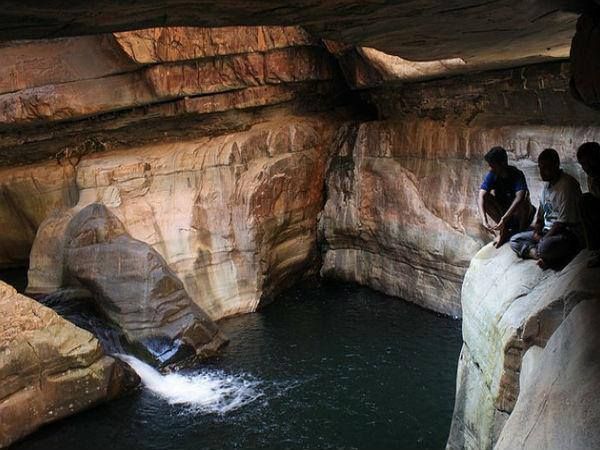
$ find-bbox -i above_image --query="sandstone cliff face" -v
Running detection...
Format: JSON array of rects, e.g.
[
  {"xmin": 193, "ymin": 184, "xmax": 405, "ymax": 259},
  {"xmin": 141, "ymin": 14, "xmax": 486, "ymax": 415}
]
[
  {"xmin": 0, "ymin": 281, "xmax": 139, "ymax": 447},
  {"xmin": 23, "ymin": 116, "xmax": 338, "ymax": 321},
  {"xmin": 446, "ymin": 246, "xmax": 600, "ymax": 450},
  {"xmin": 320, "ymin": 62, "xmax": 598, "ymax": 316}
]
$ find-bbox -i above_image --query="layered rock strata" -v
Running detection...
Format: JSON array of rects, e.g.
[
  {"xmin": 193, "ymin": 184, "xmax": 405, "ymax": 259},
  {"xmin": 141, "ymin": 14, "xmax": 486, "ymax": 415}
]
[
  {"xmin": 0, "ymin": 281, "xmax": 139, "ymax": 447},
  {"xmin": 447, "ymin": 246, "xmax": 600, "ymax": 449},
  {"xmin": 0, "ymin": 26, "xmax": 342, "ymax": 167},
  {"xmin": 23, "ymin": 116, "xmax": 338, "ymax": 321},
  {"xmin": 0, "ymin": 0, "xmax": 580, "ymax": 73},
  {"xmin": 320, "ymin": 62, "xmax": 598, "ymax": 316}
]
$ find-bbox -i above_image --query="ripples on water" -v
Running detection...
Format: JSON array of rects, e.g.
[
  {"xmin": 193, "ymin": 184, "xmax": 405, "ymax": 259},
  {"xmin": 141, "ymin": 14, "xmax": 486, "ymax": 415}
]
[
  {"xmin": 116, "ymin": 354, "xmax": 264, "ymax": 414},
  {"xmin": 1, "ymin": 272, "xmax": 462, "ymax": 450}
]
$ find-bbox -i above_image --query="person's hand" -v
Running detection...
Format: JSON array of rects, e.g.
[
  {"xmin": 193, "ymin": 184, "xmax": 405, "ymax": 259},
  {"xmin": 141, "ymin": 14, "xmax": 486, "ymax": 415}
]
[
  {"xmin": 493, "ymin": 216, "xmax": 507, "ymax": 231},
  {"xmin": 482, "ymin": 218, "xmax": 493, "ymax": 232}
]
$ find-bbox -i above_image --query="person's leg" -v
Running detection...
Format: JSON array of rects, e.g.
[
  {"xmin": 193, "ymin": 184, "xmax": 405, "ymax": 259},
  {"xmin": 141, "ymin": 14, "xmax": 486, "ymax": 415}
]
[
  {"xmin": 482, "ymin": 192, "xmax": 504, "ymax": 223},
  {"xmin": 516, "ymin": 200, "xmax": 536, "ymax": 232},
  {"xmin": 536, "ymin": 232, "xmax": 580, "ymax": 269},
  {"xmin": 483, "ymin": 192, "xmax": 508, "ymax": 246},
  {"xmin": 510, "ymin": 230, "xmax": 537, "ymax": 258}
]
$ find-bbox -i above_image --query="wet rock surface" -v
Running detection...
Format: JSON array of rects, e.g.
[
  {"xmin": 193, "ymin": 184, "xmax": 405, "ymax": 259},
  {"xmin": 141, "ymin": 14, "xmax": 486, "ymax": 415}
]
[{"xmin": 0, "ymin": 281, "xmax": 139, "ymax": 447}]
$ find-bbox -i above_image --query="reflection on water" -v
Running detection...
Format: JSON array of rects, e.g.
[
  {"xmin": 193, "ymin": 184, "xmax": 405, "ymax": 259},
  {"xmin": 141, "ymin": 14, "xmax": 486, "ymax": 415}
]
[{"xmin": 2, "ymin": 272, "xmax": 462, "ymax": 450}]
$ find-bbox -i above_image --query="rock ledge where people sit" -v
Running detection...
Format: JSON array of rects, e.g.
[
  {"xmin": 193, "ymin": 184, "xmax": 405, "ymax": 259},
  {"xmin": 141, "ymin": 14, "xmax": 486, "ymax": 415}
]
[{"xmin": 447, "ymin": 243, "xmax": 600, "ymax": 450}]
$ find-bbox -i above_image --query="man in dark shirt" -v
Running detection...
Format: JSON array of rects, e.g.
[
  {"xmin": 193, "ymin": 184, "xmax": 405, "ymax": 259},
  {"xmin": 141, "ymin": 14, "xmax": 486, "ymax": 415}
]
[
  {"xmin": 577, "ymin": 142, "xmax": 600, "ymax": 267},
  {"xmin": 478, "ymin": 146, "xmax": 535, "ymax": 247}
]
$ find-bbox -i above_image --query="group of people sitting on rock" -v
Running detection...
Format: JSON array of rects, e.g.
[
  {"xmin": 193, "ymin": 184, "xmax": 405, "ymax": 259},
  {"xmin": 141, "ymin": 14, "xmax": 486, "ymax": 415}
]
[{"xmin": 478, "ymin": 142, "xmax": 600, "ymax": 269}]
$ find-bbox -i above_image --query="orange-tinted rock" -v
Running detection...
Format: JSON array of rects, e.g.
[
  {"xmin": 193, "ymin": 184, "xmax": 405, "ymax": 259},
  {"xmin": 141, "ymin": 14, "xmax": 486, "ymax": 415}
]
[
  {"xmin": 25, "ymin": 117, "xmax": 338, "ymax": 320},
  {"xmin": 0, "ymin": 281, "xmax": 139, "ymax": 447},
  {"xmin": 0, "ymin": 46, "xmax": 334, "ymax": 126},
  {"xmin": 113, "ymin": 26, "xmax": 315, "ymax": 63},
  {"xmin": 0, "ymin": 0, "xmax": 579, "ymax": 72}
]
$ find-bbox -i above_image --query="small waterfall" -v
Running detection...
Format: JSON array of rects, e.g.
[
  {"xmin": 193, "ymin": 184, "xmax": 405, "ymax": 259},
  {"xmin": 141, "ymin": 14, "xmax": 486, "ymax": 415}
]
[{"xmin": 116, "ymin": 354, "xmax": 264, "ymax": 414}]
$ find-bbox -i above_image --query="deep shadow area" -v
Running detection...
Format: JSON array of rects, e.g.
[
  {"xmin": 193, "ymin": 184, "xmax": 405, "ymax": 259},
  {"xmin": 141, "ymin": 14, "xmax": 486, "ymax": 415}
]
[{"xmin": 3, "ymin": 274, "xmax": 462, "ymax": 450}]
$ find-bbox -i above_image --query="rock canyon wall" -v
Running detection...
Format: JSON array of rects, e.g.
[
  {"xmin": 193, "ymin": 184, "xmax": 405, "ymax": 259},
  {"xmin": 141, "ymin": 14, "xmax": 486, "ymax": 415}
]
[
  {"xmin": 0, "ymin": 26, "xmax": 345, "ymax": 323},
  {"xmin": 320, "ymin": 61, "xmax": 599, "ymax": 316},
  {"xmin": 0, "ymin": 14, "xmax": 599, "ymax": 448}
]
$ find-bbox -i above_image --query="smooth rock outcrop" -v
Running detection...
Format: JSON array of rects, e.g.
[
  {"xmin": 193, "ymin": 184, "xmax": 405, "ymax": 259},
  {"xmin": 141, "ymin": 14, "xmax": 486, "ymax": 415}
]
[
  {"xmin": 495, "ymin": 299, "xmax": 600, "ymax": 450},
  {"xmin": 447, "ymin": 246, "xmax": 600, "ymax": 449},
  {"xmin": 62, "ymin": 203, "xmax": 227, "ymax": 363},
  {"xmin": 26, "ymin": 117, "xmax": 338, "ymax": 320},
  {"xmin": 0, "ymin": 281, "xmax": 139, "ymax": 447}
]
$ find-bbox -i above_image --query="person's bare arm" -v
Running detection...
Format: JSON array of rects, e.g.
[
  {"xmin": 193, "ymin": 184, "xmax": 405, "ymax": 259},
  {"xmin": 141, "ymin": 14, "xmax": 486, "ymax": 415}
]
[
  {"xmin": 533, "ymin": 204, "xmax": 545, "ymax": 241},
  {"xmin": 478, "ymin": 189, "xmax": 492, "ymax": 230}
]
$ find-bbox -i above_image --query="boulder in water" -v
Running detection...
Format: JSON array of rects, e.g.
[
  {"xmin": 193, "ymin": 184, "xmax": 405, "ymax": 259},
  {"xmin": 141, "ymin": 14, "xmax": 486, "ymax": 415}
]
[{"xmin": 62, "ymin": 204, "xmax": 228, "ymax": 364}]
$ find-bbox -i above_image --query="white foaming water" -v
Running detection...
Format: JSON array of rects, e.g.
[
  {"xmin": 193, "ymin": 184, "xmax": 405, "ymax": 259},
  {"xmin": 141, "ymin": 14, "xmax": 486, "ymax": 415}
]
[{"xmin": 117, "ymin": 354, "xmax": 263, "ymax": 414}]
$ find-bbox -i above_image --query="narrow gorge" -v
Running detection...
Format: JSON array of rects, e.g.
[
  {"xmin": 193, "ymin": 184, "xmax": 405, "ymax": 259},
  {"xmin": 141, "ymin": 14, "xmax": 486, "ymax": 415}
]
[{"xmin": 0, "ymin": 1, "xmax": 599, "ymax": 449}]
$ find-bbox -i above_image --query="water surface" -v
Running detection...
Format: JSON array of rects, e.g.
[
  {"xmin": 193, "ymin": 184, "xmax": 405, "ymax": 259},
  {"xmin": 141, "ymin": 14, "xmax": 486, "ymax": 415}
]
[{"xmin": 3, "ymin": 274, "xmax": 461, "ymax": 450}]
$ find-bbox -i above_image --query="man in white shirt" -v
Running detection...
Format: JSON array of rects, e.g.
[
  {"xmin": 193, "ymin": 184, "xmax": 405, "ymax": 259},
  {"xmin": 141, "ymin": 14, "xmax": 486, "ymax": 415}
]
[{"xmin": 510, "ymin": 148, "xmax": 583, "ymax": 269}]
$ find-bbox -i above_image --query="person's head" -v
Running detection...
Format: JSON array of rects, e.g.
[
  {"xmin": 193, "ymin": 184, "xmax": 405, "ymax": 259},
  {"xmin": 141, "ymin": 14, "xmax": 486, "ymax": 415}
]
[
  {"xmin": 576, "ymin": 142, "xmax": 600, "ymax": 177},
  {"xmin": 538, "ymin": 148, "xmax": 561, "ymax": 182},
  {"xmin": 484, "ymin": 146, "xmax": 508, "ymax": 174}
]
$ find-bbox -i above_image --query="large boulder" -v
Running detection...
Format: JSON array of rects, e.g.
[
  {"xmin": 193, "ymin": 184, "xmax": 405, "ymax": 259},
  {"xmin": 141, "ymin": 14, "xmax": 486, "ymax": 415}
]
[
  {"xmin": 447, "ymin": 245, "xmax": 600, "ymax": 449},
  {"xmin": 62, "ymin": 203, "xmax": 227, "ymax": 364},
  {"xmin": 0, "ymin": 281, "xmax": 138, "ymax": 447}
]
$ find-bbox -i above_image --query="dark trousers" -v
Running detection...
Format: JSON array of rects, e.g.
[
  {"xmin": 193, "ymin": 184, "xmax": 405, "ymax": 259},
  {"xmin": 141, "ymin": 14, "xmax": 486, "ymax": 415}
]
[
  {"xmin": 510, "ymin": 229, "xmax": 581, "ymax": 269},
  {"xmin": 581, "ymin": 192, "xmax": 600, "ymax": 251}
]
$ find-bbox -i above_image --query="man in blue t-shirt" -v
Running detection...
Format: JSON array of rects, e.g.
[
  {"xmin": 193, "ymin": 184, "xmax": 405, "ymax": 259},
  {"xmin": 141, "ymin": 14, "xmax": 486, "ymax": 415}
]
[{"xmin": 477, "ymin": 146, "xmax": 535, "ymax": 247}]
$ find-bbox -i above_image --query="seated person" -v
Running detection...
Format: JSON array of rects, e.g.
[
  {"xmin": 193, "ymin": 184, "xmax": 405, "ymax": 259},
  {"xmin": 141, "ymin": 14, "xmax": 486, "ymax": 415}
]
[
  {"xmin": 576, "ymin": 142, "xmax": 600, "ymax": 267},
  {"xmin": 478, "ymin": 146, "xmax": 534, "ymax": 247},
  {"xmin": 510, "ymin": 148, "xmax": 583, "ymax": 269}
]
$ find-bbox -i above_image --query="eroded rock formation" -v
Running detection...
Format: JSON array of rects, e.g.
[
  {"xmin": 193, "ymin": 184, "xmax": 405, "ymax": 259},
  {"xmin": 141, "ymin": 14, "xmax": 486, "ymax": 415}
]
[
  {"xmin": 320, "ymin": 62, "xmax": 597, "ymax": 316},
  {"xmin": 447, "ymin": 246, "xmax": 600, "ymax": 450},
  {"xmin": 0, "ymin": 281, "xmax": 139, "ymax": 447},
  {"xmin": 62, "ymin": 203, "xmax": 226, "ymax": 363},
  {"xmin": 22, "ymin": 116, "xmax": 338, "ymax": 321}
]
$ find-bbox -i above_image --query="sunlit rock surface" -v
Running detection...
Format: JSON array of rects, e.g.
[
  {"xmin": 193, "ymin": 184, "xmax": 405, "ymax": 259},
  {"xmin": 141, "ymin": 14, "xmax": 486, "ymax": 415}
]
[
  {"xmin": 447, "ymin": 246, "xmax": 600, "ymax": 449},
  {"xmin": 320, "ymin": 62, "xmax": 596, "ymax": 316},
  {"xmin": 0, "ymin": 281, "xmax": 139, "ymax": 447},
  {"xmin": 24, "ymin": 117, "xmax": 338, "ymax": 320},
  {"xmin": 0, "ymin": 26, "xmax": 341, "ymax": 166}
]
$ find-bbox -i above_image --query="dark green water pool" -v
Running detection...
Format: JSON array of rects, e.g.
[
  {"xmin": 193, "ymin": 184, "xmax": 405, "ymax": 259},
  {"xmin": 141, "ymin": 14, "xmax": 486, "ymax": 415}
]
[{"xmin": 4, "ymin": 272, "xmax": 461, "ymax": 450}]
